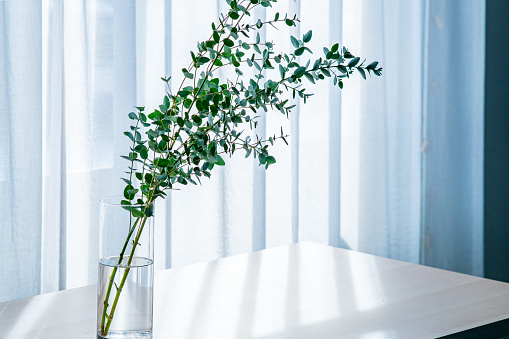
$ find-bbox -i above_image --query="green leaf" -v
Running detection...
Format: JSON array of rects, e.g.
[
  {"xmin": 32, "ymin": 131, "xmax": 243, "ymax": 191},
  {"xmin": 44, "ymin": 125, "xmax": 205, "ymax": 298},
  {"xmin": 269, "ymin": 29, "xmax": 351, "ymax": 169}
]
[
  {"xmin": 131, "ymin": 208, "xmax": 144, "ymax": 218},
  {"xmin": 124, "ymin": 131, "xmax": 134, "ymax": 141},
  {"xmin": 124, "ymin": 185, "xmax": 135, "ymax": 200},
  {"xmin": 348, "ymin": 57, "xmax": 360, "ymax": 67},
  {"xmin": 178, "ymin": 90, "xmax": 190, "ymax": 97},
  {"xmin": 304, "ymin": 72, "xmax": 315, "ymax": 83},
  {"xmin": 294, "ymin": 47, "xmax": 305, "ymax": 56},
  {"xmin": 192, "ymin": 115, "xmax": 203, "ymax": 124},
  {"xmin": 128, "ymin": 112, "xmax": 137, "ymax": 120},
  {"xmin": 230, "ymin": 11, "xmax": 240, "ymax": 20},
  {"xmin": 266, "ymin": 155, "xmax": 276, "ymax": 165},
  {"xmin": 293, "ymin": 66, "xmax": 306, "ymax": 78},
  {"xmin": 155, "ymin": 158, "xmax": 171, "ymax": 167},
  {"xmin": 256, "ymin": 32, "xmax": 260, "ymax": 44},
  {"xmin": 303, "ymin": 30, "xmax": 312, "ymax": 43},
  {"xmin": 290, "ymin": 36, "xmax": 299, "ymax": 48},
  {"xmin": 244, "ymin": 148, "xmax": 252, "ymax": 158},
  {"xmin": 313, "ymin": 59, "xmax": 321, "ymax": 70},
  {"xmin": 145, "ymin": 173, "xmax": 153, "ymax": 183},
  {"xmin": 216, "ymin": 155, "xmax": 225, "ymax": 166},
  {"xmin": 366, "ymin": 61, "xmax": 379, "ymax": 70},
  {"xmin": 199, "ymin": 56, "xmax": 210, "ymax": 64},
  {"xmin": 224, "ymin": 38, "xmax": 234, "ymax": 47},
  {"xmin": 337, "ymin": 65, "xmax": 347, "ymax": 73},
  {"xmin": 279, "ymin": 64, "xmax": 285, "ymax": 78},
  {"xmin": 183, "ymin": 70, "xmax": 194, "ymax": 79},
  {"xmin": 242, "ymin": 42, "xmax": 250, "ymax": 50},
  {"xmin": 259, "ymin": 154, "xmax": 266, "ymax": 164},
  {"xmin": 140, "ymin": 148, "xmax": 149, "ymax": 160},
  {"xmin": 357, "ymin": 67, "xmax": 366, "ymax": 79}
]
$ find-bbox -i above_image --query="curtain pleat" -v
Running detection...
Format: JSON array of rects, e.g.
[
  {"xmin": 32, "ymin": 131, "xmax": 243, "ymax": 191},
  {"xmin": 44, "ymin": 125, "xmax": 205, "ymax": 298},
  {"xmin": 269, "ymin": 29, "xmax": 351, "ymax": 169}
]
[
  {"xmin": 163, "ymin": 0, "xmax": 173, "ymax": 271},
  {"xmin": 328, "ymin": 0, "xmax": 343, "ymax": 248},
  {"xmin": 250, "ymin": 3, "xmax": 268, "ymax": 252},
  {"xmin": 0, "ymin": 0, "xmax": 43, "ymax": 301},
  {"xmin": 42, "ymin": 0, "xmax": 65, "ymax": 294},
  {"xmin": 289, "ymin": 0, "xmax": 300, "ymax": 245},
  {"xmin": 265, "ymin": 0, "xmax": 294, "ymax": 248},
  {"xmin": 421, "ymin": 0, "xmax": 485, "ymax": 276}
]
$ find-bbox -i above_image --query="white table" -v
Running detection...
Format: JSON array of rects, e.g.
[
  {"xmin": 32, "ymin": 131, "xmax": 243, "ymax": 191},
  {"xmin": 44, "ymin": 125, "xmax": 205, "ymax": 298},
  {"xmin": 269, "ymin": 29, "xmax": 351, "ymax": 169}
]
[{"xmin": 1, "ymin": 242, "xmax": 509, "ymax": 338}]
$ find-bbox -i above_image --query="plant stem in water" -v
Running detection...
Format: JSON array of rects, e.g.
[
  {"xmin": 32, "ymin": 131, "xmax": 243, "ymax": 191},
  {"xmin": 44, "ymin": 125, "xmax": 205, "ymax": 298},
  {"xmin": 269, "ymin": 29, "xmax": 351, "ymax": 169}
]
[{"xmin": 101, "ymin": 215, "xmax": 149, "ymax": 336}]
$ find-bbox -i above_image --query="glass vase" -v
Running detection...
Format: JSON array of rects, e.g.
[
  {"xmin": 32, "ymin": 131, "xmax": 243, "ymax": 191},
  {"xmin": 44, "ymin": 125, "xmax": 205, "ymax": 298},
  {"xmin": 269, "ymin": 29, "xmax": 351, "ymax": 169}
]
[{"xmin": 97, "ymin": 196, "xmax": 154, "ymax": 339}]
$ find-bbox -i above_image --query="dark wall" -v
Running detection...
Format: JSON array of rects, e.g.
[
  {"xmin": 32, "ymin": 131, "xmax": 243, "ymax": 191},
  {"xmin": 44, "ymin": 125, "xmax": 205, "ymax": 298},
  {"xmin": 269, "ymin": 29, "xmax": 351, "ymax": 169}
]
[{"xmin": 484, "ymin": 0, "xmax": 509, "ymax": 282}]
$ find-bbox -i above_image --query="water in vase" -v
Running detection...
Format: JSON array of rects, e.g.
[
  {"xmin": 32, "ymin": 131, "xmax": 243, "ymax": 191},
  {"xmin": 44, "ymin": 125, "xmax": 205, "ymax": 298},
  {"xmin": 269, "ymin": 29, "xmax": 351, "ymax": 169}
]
[{"xmin": 97, "ymin": 256, "xmax": 154, "ymax": 339}]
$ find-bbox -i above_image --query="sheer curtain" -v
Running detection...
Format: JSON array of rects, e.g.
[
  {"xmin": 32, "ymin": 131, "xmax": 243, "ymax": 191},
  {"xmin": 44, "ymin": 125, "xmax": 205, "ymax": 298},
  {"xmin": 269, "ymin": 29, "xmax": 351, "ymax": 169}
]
[
  {"xmin": 339, "ymin": 0, "xmax": 484, "ymax": 276},
  {"xmin": 0, "ymin": 0, "xmax": 485, "ymax": 303}
]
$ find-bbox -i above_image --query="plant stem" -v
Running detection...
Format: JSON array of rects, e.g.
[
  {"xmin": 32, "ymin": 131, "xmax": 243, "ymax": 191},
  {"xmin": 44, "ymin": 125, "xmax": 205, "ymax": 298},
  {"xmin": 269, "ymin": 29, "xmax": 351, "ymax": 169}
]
[
  {"xmin": 100, "ymin": 202, "xmax": 152, "ymax": 336},
  {"xmin": 99, "ymin": 216, "xmax": 141, "ymax": 333}
]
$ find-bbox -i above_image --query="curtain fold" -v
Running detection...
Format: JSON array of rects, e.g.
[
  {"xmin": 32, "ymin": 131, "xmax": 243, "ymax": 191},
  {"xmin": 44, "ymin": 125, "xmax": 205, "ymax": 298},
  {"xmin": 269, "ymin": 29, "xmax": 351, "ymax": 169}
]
[
  {"xmin": 340, "ymin": 0, "xmax": 424, "ymax": 263},
  {"xmin": 421, "ymin": 0, "xmax": 485, "ymax": 276},
  {"xmin": 0, "ymin": 0, "xmax": 43, "ymax": 301},
  {"xmin": 328, "ymin": 0, "xmax": 343, "ymax": 249},
  {"xmin": 41, "ymin": 0, "xmax": 65, "ymax": 294},
  {"xmin": 0, "ymin": 0, "xmax": 485, "ymax": 302}
]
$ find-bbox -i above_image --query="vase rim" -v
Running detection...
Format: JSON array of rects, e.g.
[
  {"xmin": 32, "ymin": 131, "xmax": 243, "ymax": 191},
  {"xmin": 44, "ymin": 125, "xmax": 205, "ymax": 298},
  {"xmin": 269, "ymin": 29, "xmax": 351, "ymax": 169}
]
[{"xmin": 100, "ymin": 195, "xmax": 152, "ymax": 207}]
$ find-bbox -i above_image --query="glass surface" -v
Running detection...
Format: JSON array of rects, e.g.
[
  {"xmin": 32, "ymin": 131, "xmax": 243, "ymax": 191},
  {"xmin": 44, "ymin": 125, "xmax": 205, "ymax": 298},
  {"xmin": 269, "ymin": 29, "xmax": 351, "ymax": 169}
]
[
  {"xmin": 97, "ymin": 197, "xmax": 154, "ymax": 339},
  {"xmin": 97, "ymin": 256, "xmax": 154, "ymax": 339}
]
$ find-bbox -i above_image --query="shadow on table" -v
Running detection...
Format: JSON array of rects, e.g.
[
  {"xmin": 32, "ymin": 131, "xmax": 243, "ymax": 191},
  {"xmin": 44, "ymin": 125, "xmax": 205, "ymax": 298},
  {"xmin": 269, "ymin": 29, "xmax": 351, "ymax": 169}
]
[{"xmin": 0, "ymin": 286, "xmax": 95, "ymax": 338}]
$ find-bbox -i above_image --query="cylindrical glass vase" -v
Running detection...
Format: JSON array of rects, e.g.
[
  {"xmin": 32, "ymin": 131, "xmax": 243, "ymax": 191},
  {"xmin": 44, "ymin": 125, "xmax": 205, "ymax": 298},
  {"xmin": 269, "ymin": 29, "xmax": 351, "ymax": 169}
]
[{"xmin": 97, "ymin": 196, "xmax": 154, "ymax": 339}]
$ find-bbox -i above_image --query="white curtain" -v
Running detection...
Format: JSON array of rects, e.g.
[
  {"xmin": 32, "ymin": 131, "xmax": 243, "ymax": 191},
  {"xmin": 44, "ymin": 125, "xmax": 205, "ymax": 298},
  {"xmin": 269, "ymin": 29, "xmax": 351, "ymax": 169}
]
[
  {"xmin": 339, "ymin": 0, "xmax": 484, "ymax": 276},
  {"xmin": 0, "ymin": 0, "xmax": 485, "ymax": 302}
]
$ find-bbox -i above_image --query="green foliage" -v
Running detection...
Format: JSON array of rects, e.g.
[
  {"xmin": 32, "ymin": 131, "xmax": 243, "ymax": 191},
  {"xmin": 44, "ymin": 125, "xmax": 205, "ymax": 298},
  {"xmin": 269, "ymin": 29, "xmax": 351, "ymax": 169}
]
[
  {"xmin": 120, "ymin": 0, "xmax": 382, "ymax": 211},
  {"xmin": 102, "ymin": 2, "xmax": 382, "ymax": 333}
]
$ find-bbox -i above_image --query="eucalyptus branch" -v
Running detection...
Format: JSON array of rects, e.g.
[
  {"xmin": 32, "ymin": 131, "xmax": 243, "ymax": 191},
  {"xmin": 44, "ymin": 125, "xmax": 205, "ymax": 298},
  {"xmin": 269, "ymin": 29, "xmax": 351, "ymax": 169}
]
[{"xmin": 100, "ymin": 0, "xmax": 382, "ymax": 336}]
